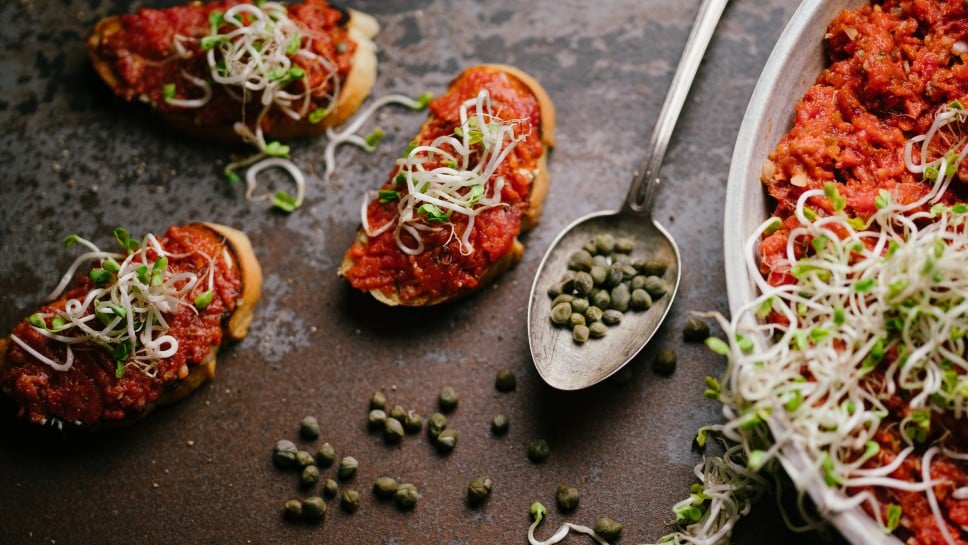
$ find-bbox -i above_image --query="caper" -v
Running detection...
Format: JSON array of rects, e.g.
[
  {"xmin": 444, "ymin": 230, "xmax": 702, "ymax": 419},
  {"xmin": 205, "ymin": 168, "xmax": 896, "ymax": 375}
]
[
  {"xmin": 316, "ymin": 442, "xmax": 336, "ymax": 467},
  {"xmin": 604, "ymin": 263, "xmax": 624, "ymax": 287},
  {"xmin": 299, "ymin": 416, "xmax": 320, "ymax": 440},
  {"xmin": 630, "ymin": 288, "xmax": 652, "ymax": 310},
  {"xmin": 637, "ymin": 258, "xmax": 668, "ymax": 276},
  {"xmin": 644, "ymin": 275, "xmax": 668, "ymax": 297},
  {"xmin": 620, "ymin": 264, "xmax": 638, "ymax": 281},
  {"xmin": 615, "ymin": 237, "xmax": 635, "ymax": 253},
  {"xmin": 369, "ymin": 390, "xmax": 387, "ymax": 410},
  {"xmin": 571, "ymin": 297, "xmax": 590, "ymax": 314},
  {"xmin": 592, "ymin": 289, "xmax": 611, "ymax": 309},
  {"xmin": 283, "ymin": 498, "xmax": 303, "ymax": 520},
  {"xmin": 573, "ymin": 271, "xmax": 594, "ymax": 295},
  {"xmin": 602, "ymin": 309, "xmax": 623, "ymax": 326},
  {"xmin": 296, "ymin": 450, "xmax": 315, "ymax": 468},
  {"xmin": 655, "ymin": 347, "xmax": 677, "ymax": 376},
  {"xmin": 436, "ymin": 429, "xmax": 458, "ymax": 453},
  {"xmin": 551, "ymin": 302, "xmax": 573, "ymax": 326},
  {"xmin": 337, "ymin": 456, "xmax": 358, "ymax": 481},
  {"xmin": 593, "ymin": 517, "xmax": 623, "ymax": 540},
  {"xmin": 340, "ymin": 488, "xmax": 361, "ymax": 513},
  {"xmin": 556, "ymin": 484, "xmax": 580, "ymax": 512},
  {"xmin": 573, "ymin": 324, "xmax": 590, "ymax": 343},
  {"xmin": 582, "ymin": 239, "xmax": 597, "ymax": 255},
  {"xmin": 323, "ymin": 478, "xmax": 339, "ymax": 498},
  {"xmin": 467, "ymin": 476, "xmax": 494, "ymax": 504},
  {"xmin": 610, "ymin": 283, "xmax": 631, "ymax": 312},
  {"xmin": 568, "ymin": 250, "xmax": 594, "ymax": 271},
  {"xmin": 272, "ymin": 439, "xmax": 299, "ymax": 469},
  {"xmin": 373, "ymin": 476, "xmax": 399, "ymax": 499},
  {"xmin": 491, "ymin": 413, "xmax": 509, "ymax": 435},
  {"xmin": 570, "ymin": 312, "xmax": 586, "ymax": 328},
  {"xmin": 594, "ymin": 233, "xmax": 616, "ymax": 254},
  {"xmin": 368, "ymin": 409, "xmax": 387, "ymax": 429},
  {"xmin": 559, "ymin": 271, "xmax": 576, "ymax": 292},
  {"xmin": 384, "ymin": 417, "xmax": 405, "ymax": 443},
  {"xmin": 301, "ymin": 496, "xmax": 326, "ymax": 522},
  {"xmin": 395, "ymin": 483, "xmax": 419, "ymax": 510},
  {"xmin": 528, "ymin": 439, "xmax": 550, "ymax": 463},
  {"xmin": 589, "ymin": 265, "xmax": 607, "ymax": 286},
  {"xmin": 589, "ymin": 322, "xmax": 608, "ymax": 339},
  {"xmin": 683, "ymin": 317, "xmax": 711, "ymax": 342},
  {"xmin": 495, "ymin": 368, "xmax": 517, "ymax": 392},
  {"xmin": 389, "ymin": 404, "xmax": 407, "ymax": 422},
  {"xmin": 300, "ymin": 465, "xmax": 320, "ymax": 488},
  {"xmin": 403, "ymin": 410, "xmax": 424, "ymax": 433},
  {"xmin": 630, "ymin": 274, "xmax": 647, "ymax": 290},
  {"xmin": 438, "ymin": 386, "xmax": 459, "ymax": 412},
  {"xmin": 551, "ymin": 293, "xmax": 575, "ymax": 307},
  {"xmin": 547, "ymin": 282, "xmax": 563, "ymax": 298},
  {"xmin": 592, "ymin": 254, "xmax": 609, "ymax": 268},
  {"xmin": 585, "ymin": 306, "xmax": 604, "ymax": 323},
  {"xmin": 428, "ymin": 412, "xmax": 447, "ymax": 438}
]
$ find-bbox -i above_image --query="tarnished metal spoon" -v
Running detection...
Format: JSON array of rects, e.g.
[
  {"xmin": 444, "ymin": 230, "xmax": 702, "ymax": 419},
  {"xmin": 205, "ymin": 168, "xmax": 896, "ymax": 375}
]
[{"xmin": 528, "ymin": 0, "xmax": 727, "ymax": 390}]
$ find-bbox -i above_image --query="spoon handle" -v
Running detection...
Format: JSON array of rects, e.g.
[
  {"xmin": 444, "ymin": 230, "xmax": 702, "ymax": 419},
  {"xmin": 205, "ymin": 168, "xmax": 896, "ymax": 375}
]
[{"xmin": 623, "ymin": 0, "xmax": 728, "ymax": 216}]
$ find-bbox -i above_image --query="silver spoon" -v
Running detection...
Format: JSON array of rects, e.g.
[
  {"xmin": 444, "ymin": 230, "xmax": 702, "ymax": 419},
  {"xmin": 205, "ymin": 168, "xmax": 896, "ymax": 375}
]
[{"xmin": 527, "ymin": 0, "xmax": 728, "ymax": 390}]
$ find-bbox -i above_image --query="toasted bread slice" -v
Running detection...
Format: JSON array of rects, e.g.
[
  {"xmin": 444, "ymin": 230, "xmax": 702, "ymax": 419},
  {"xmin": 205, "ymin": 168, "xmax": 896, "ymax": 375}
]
[
  {"xmin": 86, "ymin": 1, "xmax": 378, "ymax": 142},
  {"xmin": 339, "ymin": 64, "xmax": 555, "ymax": 306},
  {"xmin": 0, "ymin": 223, "xmax": 262, "ymax": 430}
]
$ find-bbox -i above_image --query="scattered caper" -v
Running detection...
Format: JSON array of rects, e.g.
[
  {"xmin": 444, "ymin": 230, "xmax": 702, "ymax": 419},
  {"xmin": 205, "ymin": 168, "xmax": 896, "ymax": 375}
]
[
  {"xmin": 389, "ymin": 404, "xmax": 407, "ymax": 422},
  {"xmin": 300, "ymin": 465, "xmax": 320, "ymax": 488},
  {"xmin": 589, "ymin": 265, "xmax": 607, "ymax": 285},
  {"xmin": 655, "ymin": 347, "xmax": 677, "ymax": 376},
  {"xmin": 337, "ymin": 456, "xmax": 358, "ymax": 481},
  {"xmin": 283, "ymin": 498, "xmax": 303, "ymax": 520},
  {"xmin": 438, "ymin": 386, "xmax": 459, "ymax": 412},
  {"xmin": 299, "ymin": 416, "xmax": 320, "ymax": 440},
  {"xmin": 615, "ymin": 237, "xmax": 635, "ymax": 253},
  {"xmin": 547, "ymin": 282, "xmax": 563, "ymax": 298},
  {"xmin": 630, "ymin": 274, "xmax": 648, "ymax": 290},
  {"xmin": 301, "ymin": 496, "xmax": 327, "ymax": 522},
  {"xmin": 592, "ymin": 290, "xmax": 611, "ymax": 309},
  {"xmin": 368, "ymin": 409, "xmax": 387, "ymax": 429},
  {"xmin": 340, "ymin": 488, "xmax": 361, "ymax": 513},
  {"xmin": 527, "ymin": 439, "xmax": 550, "ymax": 463},
  {"xmin": 571, "ymin": 297, "xmax": 590, "ymax": 315},
  {"xmin": 395, "ymin": 483, "xmax": 419, "ymax": 510},
  {"xmin": 316, "ymin": 442, "xmax": 336, "ymax": 467},
  {"xmin": 495, "ymin": 368, "xmax": 517, "ymax": 392},
  {"xmin": 556, "ymin": 484, "xmax": 580, "ymax": 512},
  {"xmin": 638, "ymin": 258, "xmax": 668, "ymax": 276},
  {"xmin": 620, "ymin": 264, "xmax": 638, "ymax": 281},
  {"xmin": 551, "ymin": 302, "xmax": 573, "ymax": 326},
  {"xmin": 592, "ymin": 254, "xmax": 609, "ymax": 268},
  {"xmin": 602, "ymin": 309, "xmax": 623, "ymax": 326},
  {"xmin": 582, "ymin": 239, "xmax": 598, "ymax": 255},
  {"xmin": 491, "ymin": 413, "xmax": 509, "ymax": 435},
  {"xmin": 569, "ymin": 312, "xmax": 586, "ymax": 327},
  {"xmin": 585, "ymin": 306, "xmax": 604, "ymax": 323},
  {"xmin": 373, "ymin": 476, "xmax": 399, "ymax": 499},
  {"xmin": 573, "ymin": 271, "xmax": 594, "ymax": 295},
  {"xmin": 589, "ymin": 322, "xmax": 608, "ymax": 339},
  {"xmin": 610, "ymin": 283, "xmax": 631, "ymax": 312},
  {"xmin": 369, "ymin": 390, "xmax": 387, "ymax": 410},
  {"xmin": 683, "ymin": 317, "xmax": 711, "ymax": 342},
  {"xmin": 384, "ymin": 417, "xmax": 405, "ymax": 443},
  {"xmin": 551, "ymin": 293, "xmax": 575, "ymax": 307},
  {"xmin": 573, "ymin": 324, "xmax": 590, "ymax": 343},
  {"xmin": 559, "ymin": 271, "xmax": 576, "ymax": 291},
  {"xmin": 403, "ymin": 410, "xmax": 424, "ymax": 434},
  {"xmin": 593, "ymin": 517, "xmax": 624, "ymax": 540},
  {"xmin": 604, "ymin": 263, "xmax": 624, "ymax": 288},
  {"xmin": 568, "ymin": 250, "xmax": 594, "ymax": 271},
  {"xmin": 436, "ymin": 429, "xmax": 458, "ymax": 453},
  {"xmin": 594, "ymin": 233, "xmax": 616, "ymax": 254},
  {"xmin": 296, "ymin": 450, "xmax": 315, "ymax": 468},
  {"xmin": 323, "ymin": 478, "xmax": 339, "ymax": 498},
  {"xmin": 644, "ymin": 275, "xmax": 668, "ymax": 297},
  {"xmin": 428, "ymin": 412, "xmax": 447, "ymax": 438},
  {"xmin": 467, "ymin": 476, "xmax": 494, "ymax": 504},
  {"xmin": 630, "ymin": 288, "xmax": 652, "ymax": 310},
  {"xmin": 272, "ymin": 439, "xmax": 299, "ymax": 469}
]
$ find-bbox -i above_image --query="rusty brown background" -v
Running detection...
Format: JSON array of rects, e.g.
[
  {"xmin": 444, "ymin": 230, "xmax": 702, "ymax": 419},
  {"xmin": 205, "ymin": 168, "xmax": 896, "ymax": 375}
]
[{"xmin": 0, "ymin": 0, "xmax": 851, "ymax": 544}]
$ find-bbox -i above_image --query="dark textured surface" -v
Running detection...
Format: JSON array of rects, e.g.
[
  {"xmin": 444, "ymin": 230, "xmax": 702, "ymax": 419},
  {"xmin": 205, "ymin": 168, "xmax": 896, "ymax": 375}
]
[{"xmin": 0, "ymin": 1, "xmax": 849, "ymax": 544}]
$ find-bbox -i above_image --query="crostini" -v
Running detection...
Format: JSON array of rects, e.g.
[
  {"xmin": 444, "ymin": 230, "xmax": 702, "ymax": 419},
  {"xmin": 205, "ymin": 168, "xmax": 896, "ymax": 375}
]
[
  {"xmin": 339, "ymin": 64, "xmax": 556, "ymax": 306},
  {"xmin": 86, "ymin": 0, "xmax": 379, "ymax": 142},
  {"xmin": 0, "ymin": 223, "xmax": 262, "ymax": 429}
]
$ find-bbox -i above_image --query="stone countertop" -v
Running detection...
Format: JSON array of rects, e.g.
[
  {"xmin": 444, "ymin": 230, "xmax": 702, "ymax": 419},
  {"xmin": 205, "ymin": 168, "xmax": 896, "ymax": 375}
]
[{"xmin": 0, "ymin": 1, "xmax": 849, "ymax": 544}]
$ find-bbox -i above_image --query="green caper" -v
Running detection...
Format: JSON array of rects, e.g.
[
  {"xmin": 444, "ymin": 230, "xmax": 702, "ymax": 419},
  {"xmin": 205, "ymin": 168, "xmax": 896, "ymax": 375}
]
[
  {"xmin": 655, "ymin": 347, "xmax": 677, "ymax": 376},
  {"xmin": 389, "ymin": 404, "xmax": 407, "ymax": 421},
  {"xmin": 571, "ymin": 297, "xmax": 590, "ymax": 314},
  {"xmin": 683, "ymin": 317, "xmax": 711, "ymax": 342},
  {"xmin": 495, "ymin": 368, "xmax": 517, "ymax": 392},
  {"xmin": 299, "ymin": 416, "xmax": 320, "ymax": 440},
  {"xmin": 644, "ymin": 275, "xmax": 668, "ymax": 297},
  {"xmin": 300, "ymin": 465, "xmax": 320, "ymax": 488},
  {"xmin": 602, "ymin": 309, "xmax": 623, "ymax": 326},
  {"xmin": 551, "ymin": 302, "xmax": 573, "ymax": 326},
  {"xmin": 592, "ymin": 289, "xmax": 611, "ymax": 309},
  {"xmin": 604, "ymin": 264, "xmax": 624, "ymax": 287},
  {"xmin": 403, "ymin": 410, "xmax": 424, "ymax": 433},
  {"xmin": 384, "ymin": 417, "xmax": 405, "ymax": 443},
  {"xmin": 337, "ymin": 456, "xmax": 358, "ymax": 481},
  {"xmin": 323, "ymin": 478, "xmax": 339, "ymax": 498},
  {"xmin": 301, "ymin": 496, "xmax": 327, "ymax": 522},
  {"xmin": 491, "ymin": 413, "xmax": 509, "ymax": 435},
  {"xmin": 589, "ymin": 265, "xmax": 608, "ymax": 286},
  {"xmin": 551, "ymin": 293, "xmax": 575, "ymax": 308},
  {"xmin": 610, "ymin": 283, "xmax": 631, "ymax": 312},
  {"xmin": 283, "ymin": 498, "xmax": 303, "ymax": 520},
  {"xmin": 592, "ymin": 254, "xmax": 609, "ymax": 268},
  {"xmin": 630, "ymin": 288, "xmax": 652, "ymax": 310},
  {"xmin": 316, "ymin": 442, "xmax": 336, "ymax": 467},
  {"xmin": 585, "ymin": 306, "xmax": 604, "ymax": 323},
  {"xmin": 570, "ymin": 312, "xmax": 586, "ymax": 327},
  {"xmin": 368, "ymin": 409, "xmax": 387, "ymax": 429},
  {"xmin": 556, "ymin": 484, "xmax": 580, "ymax": 512},
  {"xmin": 547, "ymin": 282, "xmax": 563, "ymax": 298},
  {"xmin": 589, "ymin": 321, "xmax": 608, "ymax": 339},
  {"xmin": 340, "ymin": 488, "xmax": 361, "ymax": 513},
  {"xmin": 395, "ymin": 483, "xmax": 419, "ymax": 510},
  {"xmin": 296, "ymin": 450, "xmax": 315, "ymax": 468},
  {"xmin": 630, "ymin": 274, "xmax": 647, "ymax": 290},
  {"xmin": 272, "ymin": 439, "xmax": 299, "ymax": 469},
  {"xmin": 467, "ymin": 476, "xmax": 494, "ymax": 504},
  {"xmin": 582, "ymin": 239, "xmax": 597, "ymax": 255},
  {"xmin": 637, "ymin": 258, "xmax": 668, "ymax": 276},
  {"xmin": 620, "ymin": 264, "xmax": 638, "ymax": 281},
  {"xmin": 428, "ymin": 412, "xmax": 447, "ymax": 438},
  {"xmin": 594, "ymin": 233, "xmax": 616, "ymax": 254},
  {"xmin": 373, "ymin": 476, "xmax": 399, "ymax": 499},
  {"xmin": 573, "ymin": 324, "xmax": 590, "ymax": 343},
  {"xmin": 568, "ymin": 250, "xmax": 594, "ymax": 271},
  {"xmin": 369, "ymin": 390, "xmax": 387, "ymax": 410},
  {"xmin": 573, "ymin": 271, "xmax": 594, "ymax": 295},
  {"xmin": 559, "ymin": 270, "xmax": 576, "ymax": 291},
  {"xmin": 438, "ymin": 386, "xmax": 459, "ymax": 412},
  {"xmin": 615, "ymin": 237, "xmax": 635, "ymax": 253},
  {"xmin": 527, "ymin": 439, "xmax": 550, "ymax": 463},
  {"xmin": 593, "ymin": 517, "xmax": 623, "ymax": 540},
  {"xmin": 436, "ymin": 429, "xmax": 458, "ymax": 453}
]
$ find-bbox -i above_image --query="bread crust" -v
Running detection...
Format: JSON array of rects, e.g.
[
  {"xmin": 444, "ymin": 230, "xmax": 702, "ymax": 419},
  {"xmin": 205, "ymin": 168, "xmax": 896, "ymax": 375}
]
[
  {"xmin": 340, "ymin": 64, "xmax": 555, "ymax": 307},
  {"xmin": 86, "ymin": 4, "xmax": 379, "ymax": 142},
  {"xmin": 0, "ymin": 223, "xmax": 262, "ymax": 430}
]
